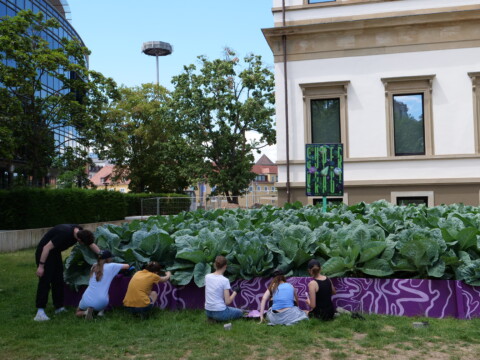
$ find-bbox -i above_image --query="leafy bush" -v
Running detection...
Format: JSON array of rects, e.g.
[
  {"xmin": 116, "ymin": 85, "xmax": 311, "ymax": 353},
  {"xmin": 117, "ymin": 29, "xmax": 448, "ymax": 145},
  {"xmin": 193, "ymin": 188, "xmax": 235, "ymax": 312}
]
[
  {"xmin": 64, "ymin": 201, "xmax": 480, "ymax": 289},
  {"xmin": 0, "ymin": 188, "xmax": 190, "ymax": 230}
]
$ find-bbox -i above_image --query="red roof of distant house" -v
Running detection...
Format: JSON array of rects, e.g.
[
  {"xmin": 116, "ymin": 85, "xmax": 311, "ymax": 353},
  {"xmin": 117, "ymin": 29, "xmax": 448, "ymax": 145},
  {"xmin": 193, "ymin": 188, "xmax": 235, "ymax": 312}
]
[
  {"xmin": 210, "ymin": 155, "xmax": 277, "ymax": 175},
  {"xmin": 90, "ymin": 165, "xmax": 130, "ymax": 186},
  {"xmin": 256, "ymin": 154, "xmax": 275, "ymax": 166},
  {"xmin": 252, "ymin": 164, "xmax": 277, "ymax": 175},
  {"xmin": 252, "ymin": 155, "xmax": 277, "ymax": 175}
]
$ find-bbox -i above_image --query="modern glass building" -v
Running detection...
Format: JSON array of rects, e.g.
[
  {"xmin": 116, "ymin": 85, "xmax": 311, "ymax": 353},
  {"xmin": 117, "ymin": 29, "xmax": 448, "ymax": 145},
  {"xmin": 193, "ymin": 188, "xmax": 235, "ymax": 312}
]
[{"xmin": 0, "ymin": 0, "xmax": 87, "ymax": 188}]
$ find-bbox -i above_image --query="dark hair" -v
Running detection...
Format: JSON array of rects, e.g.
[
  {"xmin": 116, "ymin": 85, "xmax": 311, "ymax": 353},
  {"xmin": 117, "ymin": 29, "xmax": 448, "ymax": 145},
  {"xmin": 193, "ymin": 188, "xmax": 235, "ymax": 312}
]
[
  {"xmin": 214, "ymin": 255, "xmax": 227, "ymax": 270},
  {"xmin": 77, "ymin": 229, "xmax": 94, "ymax": 246},
  {"xmin": 99, "ymin": 250, "xmax": 113, "ymax": 260},
  {"xmin": 145, "ymin": 261, "xmax": 162, "ymax": 274},
  {"xmin": 308, "ymin": 259, "xmax": 321, "ymax": 278}
]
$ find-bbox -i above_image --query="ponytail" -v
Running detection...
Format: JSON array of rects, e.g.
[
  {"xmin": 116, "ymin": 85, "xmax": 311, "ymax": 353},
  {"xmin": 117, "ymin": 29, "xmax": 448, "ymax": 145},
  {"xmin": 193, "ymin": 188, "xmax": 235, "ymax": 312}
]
[
  {"xmin": 90, "ymin": 258, "xmax": 107, "ymax": 282},
  {"xmin": 310, "ymin": 265, "xmax": 321, "ymax": 278}
]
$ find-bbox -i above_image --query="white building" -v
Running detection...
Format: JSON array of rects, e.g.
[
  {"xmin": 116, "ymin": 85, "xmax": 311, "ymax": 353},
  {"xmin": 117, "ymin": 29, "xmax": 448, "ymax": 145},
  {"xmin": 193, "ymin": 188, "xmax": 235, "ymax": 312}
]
[{"xmin": 263, "ymin": 0, "xmax": 480, "ymax": 206}]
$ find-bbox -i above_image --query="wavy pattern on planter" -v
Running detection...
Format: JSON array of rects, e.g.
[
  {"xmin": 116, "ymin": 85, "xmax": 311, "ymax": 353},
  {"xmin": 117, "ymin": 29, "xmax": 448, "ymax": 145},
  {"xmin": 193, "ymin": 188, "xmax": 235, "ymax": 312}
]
[{"xmin": 64, "ymin": 276, "xmax": 480, "ymax": 319}]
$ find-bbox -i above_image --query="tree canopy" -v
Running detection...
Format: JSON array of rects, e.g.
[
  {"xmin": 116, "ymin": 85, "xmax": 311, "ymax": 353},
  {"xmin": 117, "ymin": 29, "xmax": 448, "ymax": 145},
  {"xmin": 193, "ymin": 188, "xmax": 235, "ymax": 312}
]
[
  {"xmin": 0, "ymin": 10, "xmax": 118, "ymax": 186},
  {"xmin": 171, "ymin": 50, "xmax": 276, "ymax": 203},
  {"xmin": 100, "ymin": 83, "xmax": 202, "ymax": 193}
]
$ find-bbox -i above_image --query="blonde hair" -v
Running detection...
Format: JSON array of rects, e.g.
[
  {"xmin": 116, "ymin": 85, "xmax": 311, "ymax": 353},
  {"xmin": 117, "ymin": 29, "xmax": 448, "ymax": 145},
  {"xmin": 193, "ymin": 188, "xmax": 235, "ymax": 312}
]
[{"xmin": 268, "ymin": 274, "xmax": 286, "ymax": 295}]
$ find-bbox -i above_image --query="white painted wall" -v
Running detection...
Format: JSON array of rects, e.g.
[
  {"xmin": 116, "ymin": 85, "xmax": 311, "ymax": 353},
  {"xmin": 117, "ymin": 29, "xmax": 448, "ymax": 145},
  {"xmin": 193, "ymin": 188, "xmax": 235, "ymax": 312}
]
[
  {"xmin": 273, "ymin": 0, "xmax": 480, "ymax": 25},
  {"xmin": 276, "ymin": 47, "xmax": 480, "ymax": 182},
  {"xmin": 279, "ymin": 158, "xmax": 480, "ymax": 183},
  {"xmin": 345, "ymin": 158, "xmax": 480, "ymax": 182},
  {"xmin": 273, "ymin": 0, "xmax": 302, "ymax": 8}
]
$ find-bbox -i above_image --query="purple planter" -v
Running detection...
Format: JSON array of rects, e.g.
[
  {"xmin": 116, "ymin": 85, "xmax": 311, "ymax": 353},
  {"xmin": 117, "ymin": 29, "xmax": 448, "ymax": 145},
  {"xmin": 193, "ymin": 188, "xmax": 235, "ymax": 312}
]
[{"xmin": 64, "ymin": 276, "xmax": 480, "ymax": 319}]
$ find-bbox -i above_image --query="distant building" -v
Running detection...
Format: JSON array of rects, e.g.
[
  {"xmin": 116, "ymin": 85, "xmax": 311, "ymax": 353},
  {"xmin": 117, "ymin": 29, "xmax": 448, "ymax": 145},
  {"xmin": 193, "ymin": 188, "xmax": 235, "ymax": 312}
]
[
  {"xmin": 88, "ymin": 158, "xmax": 111, "ymax": 180},
  {"xmin": 264, "ymin": 0, "xmax": 480, "ymax": 206},
  {"xmin": 90, "ymin": 165, "xmax": 130, "ymax": 193},
  {"xmin": 0, "ymin": 0, "xmax": 87, "ymax": 188},
  {"xmin": 192, "ymin": 155, "xmax": 278, "ymax": 209},
  {"xmin": 247, "ymin": 155, "xmax": 278, "ymax": 206}
]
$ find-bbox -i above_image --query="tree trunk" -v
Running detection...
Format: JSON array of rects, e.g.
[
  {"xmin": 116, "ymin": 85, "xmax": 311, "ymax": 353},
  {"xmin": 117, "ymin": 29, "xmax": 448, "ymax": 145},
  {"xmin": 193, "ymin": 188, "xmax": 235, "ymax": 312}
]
[{"xmin": 226, "ymin": 191, "xmax": 239, "ymax": 204}]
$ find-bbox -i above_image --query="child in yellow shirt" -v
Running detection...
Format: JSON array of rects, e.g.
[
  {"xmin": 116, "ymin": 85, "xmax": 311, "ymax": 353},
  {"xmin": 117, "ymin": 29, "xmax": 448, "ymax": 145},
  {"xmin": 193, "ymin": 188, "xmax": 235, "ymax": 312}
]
[{"xmin": 123, "ymin": 261, "xmax": 171, "ymax": 315}]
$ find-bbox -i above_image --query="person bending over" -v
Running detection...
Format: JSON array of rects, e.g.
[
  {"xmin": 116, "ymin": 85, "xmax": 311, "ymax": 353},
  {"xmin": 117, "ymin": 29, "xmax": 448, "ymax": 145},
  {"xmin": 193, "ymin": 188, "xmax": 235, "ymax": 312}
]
[
  {"xmin": 259, "ymin": 269, "xmax": 308, "ymax": 326},
  {"xmin": 123, "ymin": 261, "xmax": 171, "ymax": 316},
  {"xmin": 305, "ymin": 259, "xmax": 336, "ymax": 321},
  {"xmin": 204, "ymin": 255, "xmax": 243, "ymax": 322},
  {"xmin": 76, "ymin": 250, "xmax": 129, "ymax": 320},
  {"xmin": 34, "ymin": 224, "xmax": 100, "ymax": 321}
]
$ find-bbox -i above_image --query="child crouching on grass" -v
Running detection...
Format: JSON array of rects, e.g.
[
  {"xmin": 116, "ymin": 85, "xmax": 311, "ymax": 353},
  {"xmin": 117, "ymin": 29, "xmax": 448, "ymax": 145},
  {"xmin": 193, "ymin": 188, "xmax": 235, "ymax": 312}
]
[
  {"xmin": 76, "ymin": 250, "xmax": 129, "ymax": 320},
  {"xmin": 123, "ymin": 261, "xmax": 171, "ymax": 316}
]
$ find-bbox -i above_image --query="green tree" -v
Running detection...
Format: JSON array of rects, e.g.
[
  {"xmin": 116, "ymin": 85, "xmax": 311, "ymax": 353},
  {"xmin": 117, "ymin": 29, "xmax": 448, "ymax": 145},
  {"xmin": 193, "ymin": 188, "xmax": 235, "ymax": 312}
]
[
  {"xmin": 171, "ymin": 50, "xmax": 276, "ymax": 203},
  {"xmin": 393, "ymin": 97, "xmax": 425, "ymax": 155},
  {"xmin": 101, "ymin": 83, "xmax": 201, "ymax": 193},
  {"xmin": 0, "ymin": 10, "xmax": 118, "ymax": 186},
  {"xmin": 53, "ymin": 147, "xmax": 94, "ymax": 189}
]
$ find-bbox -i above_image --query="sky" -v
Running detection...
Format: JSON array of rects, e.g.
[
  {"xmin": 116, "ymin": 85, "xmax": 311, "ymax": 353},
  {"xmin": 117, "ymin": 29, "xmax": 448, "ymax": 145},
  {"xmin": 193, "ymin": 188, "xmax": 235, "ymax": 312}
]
[
  {"xmin": 67, "ymin": 0, "xmax": 277, "ymax": 162},
  {"xmin": 394, "ymin": 95, "xmax": 423, "ymax": 121}
]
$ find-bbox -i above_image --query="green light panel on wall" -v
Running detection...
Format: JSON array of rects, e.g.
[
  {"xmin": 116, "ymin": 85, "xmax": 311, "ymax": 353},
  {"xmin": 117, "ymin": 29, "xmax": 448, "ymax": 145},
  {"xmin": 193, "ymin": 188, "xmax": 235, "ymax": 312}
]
[{"xmin": 305, "ymin": 144, "xmax": 344, "ymax": 197}]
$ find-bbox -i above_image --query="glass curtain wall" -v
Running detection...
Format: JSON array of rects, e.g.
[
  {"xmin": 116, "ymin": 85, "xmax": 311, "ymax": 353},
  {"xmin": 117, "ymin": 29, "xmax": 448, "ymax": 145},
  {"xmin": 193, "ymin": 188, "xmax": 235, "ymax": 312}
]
[{"xmin": 0, "ymin": 0, "xmax": 87, "ymax": 187}]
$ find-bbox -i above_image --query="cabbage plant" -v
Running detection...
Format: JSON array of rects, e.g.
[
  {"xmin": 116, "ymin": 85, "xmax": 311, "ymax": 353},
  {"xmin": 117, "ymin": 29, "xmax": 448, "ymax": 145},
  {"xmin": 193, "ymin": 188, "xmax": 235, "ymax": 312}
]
[{"xmin": 64, "ymin": 201, "xmax": 480, "ymax": 289}]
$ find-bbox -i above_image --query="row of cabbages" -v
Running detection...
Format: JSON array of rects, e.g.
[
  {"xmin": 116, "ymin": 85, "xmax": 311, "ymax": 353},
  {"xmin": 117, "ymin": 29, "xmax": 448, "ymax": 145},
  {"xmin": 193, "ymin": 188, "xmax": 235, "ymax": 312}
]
[{"xmin": 64, "ymin": 200, "xmax": 480, "ymax": 289}]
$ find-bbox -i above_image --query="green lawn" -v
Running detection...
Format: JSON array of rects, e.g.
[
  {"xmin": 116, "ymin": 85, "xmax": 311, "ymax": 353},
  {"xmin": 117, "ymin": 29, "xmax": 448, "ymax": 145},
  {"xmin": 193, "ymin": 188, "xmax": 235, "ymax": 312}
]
[{"xmin": 1, "ymin": 249, "xmax": 479, "ymax": 360}]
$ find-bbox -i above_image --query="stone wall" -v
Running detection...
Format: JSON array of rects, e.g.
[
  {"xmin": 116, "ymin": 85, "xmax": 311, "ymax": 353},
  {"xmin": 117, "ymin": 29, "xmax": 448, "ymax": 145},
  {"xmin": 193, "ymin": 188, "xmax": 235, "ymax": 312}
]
[{"xmin": 0, "ymin": 220, "xmax": 129, "ymax": 253}]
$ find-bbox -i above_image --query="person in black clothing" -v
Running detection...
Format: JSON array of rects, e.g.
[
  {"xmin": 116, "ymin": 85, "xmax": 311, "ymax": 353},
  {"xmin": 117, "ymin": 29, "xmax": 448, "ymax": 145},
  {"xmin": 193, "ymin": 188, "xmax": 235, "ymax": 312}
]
[
  {"xmin": 34, "ymin": 224, "xmax": 100, "ymax": 321},
  {"xmin": 305, "ymin": 259, "xmax": 336, "ymax": 320}
]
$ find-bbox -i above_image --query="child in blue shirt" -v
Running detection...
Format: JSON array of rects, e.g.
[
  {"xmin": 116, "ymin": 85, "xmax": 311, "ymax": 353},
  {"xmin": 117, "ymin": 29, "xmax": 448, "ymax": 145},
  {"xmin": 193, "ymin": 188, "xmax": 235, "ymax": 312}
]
[{"xmin": 76, "ymin": 250, "xmax": 129, "ymax": 319}]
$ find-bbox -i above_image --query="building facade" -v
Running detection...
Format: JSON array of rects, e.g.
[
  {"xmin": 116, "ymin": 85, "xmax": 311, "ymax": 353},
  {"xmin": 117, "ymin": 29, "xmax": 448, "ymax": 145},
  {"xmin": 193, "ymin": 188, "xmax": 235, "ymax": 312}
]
[
  {"xmin": 189, "ymin": 155, "xmax": 278, "ymax": 209},
  {"xmin": 247, "ymin": 154, "xmax": 278, "ymax": 207},
  {"xmin": 264, "ymin": 0, "xmax": 480, "ymax": 206},
  {"xmin": 90, "ymin": 165, "xmax": 130, "ymax": 193},
  {"xmin": 0, "ymin": 0, "xmax": 86, "ymax": 188}
]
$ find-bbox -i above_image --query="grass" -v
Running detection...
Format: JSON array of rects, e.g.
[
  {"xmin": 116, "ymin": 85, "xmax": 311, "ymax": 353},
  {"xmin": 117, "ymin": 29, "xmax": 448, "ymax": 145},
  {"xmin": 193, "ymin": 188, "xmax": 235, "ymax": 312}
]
[{"xmin": 1, "ymin": 249, "xmax": 480, "ymax": 360}]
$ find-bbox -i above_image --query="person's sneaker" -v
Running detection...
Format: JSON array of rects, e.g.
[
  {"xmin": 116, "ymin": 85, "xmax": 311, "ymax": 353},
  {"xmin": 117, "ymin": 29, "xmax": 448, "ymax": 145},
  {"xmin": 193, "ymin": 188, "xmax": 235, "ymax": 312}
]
[
  {"xmin": 54, "ymin": 307, "xmax": 67, "ymax": 315},
  {"xmin": 97, "ymin": 310, "xmax": 105, "ymax": 317},
  {"xmin": 85, "ymin": 307, "xmax": 94, "ymax": 321},
  {"xmin": 34, "ymin": 313, "xmax": 50, "ymax": 321}
]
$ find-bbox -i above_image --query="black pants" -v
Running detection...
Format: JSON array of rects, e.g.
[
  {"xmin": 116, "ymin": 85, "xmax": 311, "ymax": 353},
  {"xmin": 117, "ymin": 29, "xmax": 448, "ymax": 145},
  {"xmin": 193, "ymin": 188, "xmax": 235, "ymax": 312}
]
[{"xmin": 35, "ymin": 249, "xmax": 64, "ymax": 309}]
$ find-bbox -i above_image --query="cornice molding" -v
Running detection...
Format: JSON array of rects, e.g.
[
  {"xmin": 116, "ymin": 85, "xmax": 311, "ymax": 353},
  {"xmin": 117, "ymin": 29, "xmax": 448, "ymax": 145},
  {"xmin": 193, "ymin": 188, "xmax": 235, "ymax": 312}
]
[
  {"xmin": 275, "ymin": 177, "xmax": 480, "ymax": 188},
  {"xmin": 263, "ymin": 7, "xmax": 480, "ymax": 61}
]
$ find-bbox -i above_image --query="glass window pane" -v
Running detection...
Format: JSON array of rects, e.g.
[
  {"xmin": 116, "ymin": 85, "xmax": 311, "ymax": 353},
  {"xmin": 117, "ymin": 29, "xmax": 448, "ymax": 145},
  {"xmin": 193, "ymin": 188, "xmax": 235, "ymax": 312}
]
[
  {"xmin": 311, "ymin": 98, "xmax": 340, "ymax": 143},
  {"xmin": 396, "ymin": 196, "xmax": 428, "ymax": 206},
  {"xmin": 393, "ymin": 94, "xmax": 425, "ymax": 155}
]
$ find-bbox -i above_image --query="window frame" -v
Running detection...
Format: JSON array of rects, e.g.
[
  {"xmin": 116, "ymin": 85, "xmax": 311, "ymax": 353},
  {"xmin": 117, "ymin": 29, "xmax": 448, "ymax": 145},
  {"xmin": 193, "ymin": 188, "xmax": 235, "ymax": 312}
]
[
  {"xmin": 307, "ymin": 193, "xmax": 349, "ymax": 205},
  {"xmin": 308, "ymin": 0, "xmax": 336, "ymax": 4},
  {"xmin": 301, "ymin": 81, "xmax": 350, "ymax": 158},
  {"xmin": 391, "ymin": 191, "xmax": 434, "ymax": 207},
  {"xmin": 392, "ymin": 93, "xmax": 425, "ymax": 156},
  {"xmin": 468, "ymin": 72, "xmax": 480, "ymax": 154},
  {"xmin": 396, "ymin": 196, "xmax": 429, "ymax": 207},
  {"xmin": 382, "ymin": 75, "xmax": 435, "ymax": 157}
]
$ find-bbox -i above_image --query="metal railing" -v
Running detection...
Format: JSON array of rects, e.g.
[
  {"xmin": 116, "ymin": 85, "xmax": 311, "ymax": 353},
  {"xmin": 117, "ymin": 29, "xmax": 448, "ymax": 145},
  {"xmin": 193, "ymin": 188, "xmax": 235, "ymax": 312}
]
[{"xmin": 140, "ymin": 195, "xmax": 278, "ymax": 216}]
